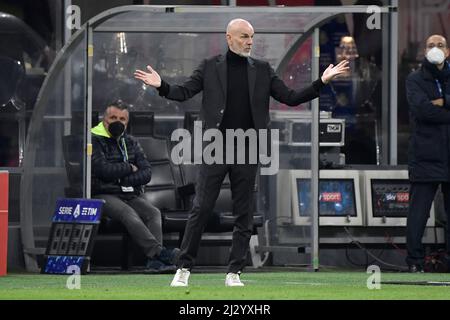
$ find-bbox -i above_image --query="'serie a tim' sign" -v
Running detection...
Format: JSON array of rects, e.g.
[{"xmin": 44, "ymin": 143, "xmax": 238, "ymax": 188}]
[{"xmin": 53, "ymin": 198, "xmax": 103, "ymax": 223}]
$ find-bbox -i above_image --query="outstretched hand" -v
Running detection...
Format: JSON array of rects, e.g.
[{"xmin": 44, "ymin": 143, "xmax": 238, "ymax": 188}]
[
  {"xmin": 134, "ymin": 65, "xmax": 162, "ymax": 88},
  {"xmin": 321, "ymin": 60, "xmax": 350, "ymax": 84}
]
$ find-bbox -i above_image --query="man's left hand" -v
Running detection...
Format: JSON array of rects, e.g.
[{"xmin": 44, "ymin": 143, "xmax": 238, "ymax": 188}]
[
  {"xmin": 321, "ymin": 60, "xmax": 350, "ymax": 84},
  {"xmin": 432, "ymin": 98, "xmax": 444, "ymax": 107}
]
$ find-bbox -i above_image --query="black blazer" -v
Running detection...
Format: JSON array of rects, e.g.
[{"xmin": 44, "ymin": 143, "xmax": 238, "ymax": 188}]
[{"xmin": 157, "ymin": 54, "xmax": 325, "ymax": 130}]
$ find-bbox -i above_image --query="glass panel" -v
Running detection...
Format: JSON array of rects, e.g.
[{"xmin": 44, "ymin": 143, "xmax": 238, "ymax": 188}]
[
  {"xmin": 91, "ymin": 31, "xmax": 313, "ymax": 132},
  {"xmin": 397, "ymin": 2, "xmax": 450, "ymax": 165},
  {"xmin": 30, "ymin": 33, "xmax": 86, "ymax": 228},
  {"xmin": 0, "ymin": 12, "xmax": 50, "ymax": 167},
  {"xmin": 262, "ymin": 36, "xmax": 314, "ymax": 268},
  {"xmin": 92, "ymin": 12, "xmax": 316, "ymax": 268},
  {"xmin": 97, "ymin": 11, "xmax": 323, "ymax": 33},
  {"xmin": 318, "ymin": 13, "xmax": 384, "ymax": 166}
]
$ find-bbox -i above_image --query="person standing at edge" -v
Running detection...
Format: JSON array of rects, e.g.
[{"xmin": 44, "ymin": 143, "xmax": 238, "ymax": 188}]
[
  {"xmin": 134, "ymin": 19, "xmax": 349, "ymax": 286},
  {"xmin": 405, "ymin": 35, "xmax": 450, "ymax": 273}
]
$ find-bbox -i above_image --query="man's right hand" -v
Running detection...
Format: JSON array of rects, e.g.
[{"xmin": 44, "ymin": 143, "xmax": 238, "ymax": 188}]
[
  {"xmin": 130, "ymin": 164, "xmax": 138, "ymax": 173},
  {"xmin": 134, "ymin": 65, "xmax": 162, "ymax": 88},
  {"xmin": 432, "ymin": 98, "xmax": 444, "ymax": 107}
]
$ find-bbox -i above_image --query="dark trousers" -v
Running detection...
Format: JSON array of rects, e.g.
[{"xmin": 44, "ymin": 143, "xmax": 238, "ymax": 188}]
[
  {"xmin": 177, "ymin": 163, "xmax": 258, "ymax": 273},
  {"xmin": 406, "ymin": 182, "xmax": 450, "ymax": 266},
  {"xmin": 94, "ymin": 193, "xmax": 163, "ymax": 259}
]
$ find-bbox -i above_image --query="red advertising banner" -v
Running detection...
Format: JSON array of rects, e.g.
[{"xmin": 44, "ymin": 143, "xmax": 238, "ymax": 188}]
[{"xmin": 0, "ymin": 171, "xmax": 8, "ymax": 276}]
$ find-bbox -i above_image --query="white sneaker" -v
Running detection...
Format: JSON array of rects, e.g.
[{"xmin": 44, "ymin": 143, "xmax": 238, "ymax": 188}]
[
  {"xmin": 170, "ymin": 268, "xmax": 190, "ymax": 287},
  {"xmin": 225, "ymin": 272, "xmax": 244, "ymax": 287}
]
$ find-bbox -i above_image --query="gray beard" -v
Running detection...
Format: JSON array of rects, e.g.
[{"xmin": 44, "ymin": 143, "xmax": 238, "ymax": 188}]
[{"xmin": 230, "ymin": 47, "xmax": 251, "ymax": 57}]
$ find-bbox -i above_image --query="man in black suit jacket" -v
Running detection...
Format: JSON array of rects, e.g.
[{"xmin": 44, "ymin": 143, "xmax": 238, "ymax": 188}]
[{"xmin": 135, "ymin": 18, "xmax": 349, "ymax": 286}]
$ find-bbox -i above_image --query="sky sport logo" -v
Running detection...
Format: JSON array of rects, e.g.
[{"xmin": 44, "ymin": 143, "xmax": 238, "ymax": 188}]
[
  {"xmin": 383, "ymin": 192, "xmax": 409, "ymax": 202},
  {"xmin": 319, "ymin": 192, "xmax": 342, "ymax": 203}
]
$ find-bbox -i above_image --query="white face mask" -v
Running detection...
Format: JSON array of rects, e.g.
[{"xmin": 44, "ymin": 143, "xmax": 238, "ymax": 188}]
[{"xmin": 426, "ymin": 47, "xmax": 446, "ymax": 65}]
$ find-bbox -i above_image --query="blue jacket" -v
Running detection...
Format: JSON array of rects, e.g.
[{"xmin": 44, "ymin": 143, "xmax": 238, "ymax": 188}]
[{"xmin": 407, "ymin": 61, "xmax": 450, "ymax": 181}]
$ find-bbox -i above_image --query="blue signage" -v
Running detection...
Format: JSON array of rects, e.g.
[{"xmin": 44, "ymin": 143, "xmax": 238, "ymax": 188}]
[
  {"xmin": 53, "ymin": 198, "xmax": 104, "ymax": 223},
  {"xmin": 44, "ymin": 256, "xmax": 85, "ymax": 274},
  {"xmin": 42, "ymin": 198, "xmax": 105, "ymax": 274}
]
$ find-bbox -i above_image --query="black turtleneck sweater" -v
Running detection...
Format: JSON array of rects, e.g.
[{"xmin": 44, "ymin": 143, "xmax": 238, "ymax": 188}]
[{"xmin": 219, "ymin": 50, "xmax": 255, "ymax": 132}]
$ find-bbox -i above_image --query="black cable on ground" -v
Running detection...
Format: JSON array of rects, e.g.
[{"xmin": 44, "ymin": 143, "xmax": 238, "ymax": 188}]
[{"xmin": 343, "ymin": 227, "xmax": 408, "ymax": 271}]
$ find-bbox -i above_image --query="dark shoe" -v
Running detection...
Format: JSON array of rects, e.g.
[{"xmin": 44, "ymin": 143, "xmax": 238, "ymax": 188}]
[
  {"xmin": 408, "ymin": 264, "xmax": 424, "ymax": 273},
  {"xmin": 146, "ymin": 258, "xmax": 165, "ymax": 270},
  {"xmin": 157, "ymin": 247, "xmax": 180, "ymax": 266},
  {"xmin": 146, "ymin": 258, "xmax": 176, "ymax": 273}
]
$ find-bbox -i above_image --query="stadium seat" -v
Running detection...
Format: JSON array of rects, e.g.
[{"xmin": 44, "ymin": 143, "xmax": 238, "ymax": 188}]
[
  {"xmin": 127, "ymin": 111, "xmax": 155, "ymax": 137},
  {"xmin": 137, "ymin": 136, "xmax": 191, "ymax": 244}
]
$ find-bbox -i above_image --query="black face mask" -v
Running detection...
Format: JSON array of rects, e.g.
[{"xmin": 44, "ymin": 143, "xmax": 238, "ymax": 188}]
[{"xmin": 108, "ymin": 121, "xmax": 125, "ymax": 139}]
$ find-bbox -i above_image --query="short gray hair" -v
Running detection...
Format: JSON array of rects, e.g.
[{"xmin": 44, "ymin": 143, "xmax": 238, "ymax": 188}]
[{"xmin": 226, "ymin": 18, "xmax": 252, "ymax": 33}]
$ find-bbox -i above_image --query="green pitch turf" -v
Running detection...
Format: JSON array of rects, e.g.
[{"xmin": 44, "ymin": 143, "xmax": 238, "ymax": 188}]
[{"xmin": 0, "ymin": 271, "xmax": 449, "ymax": 300}]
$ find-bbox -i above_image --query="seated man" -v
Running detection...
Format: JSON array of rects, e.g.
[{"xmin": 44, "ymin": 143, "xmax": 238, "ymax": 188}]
[{"xmin": 91, "ymin": 100, "xmax": 179, "ymax": 272}]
